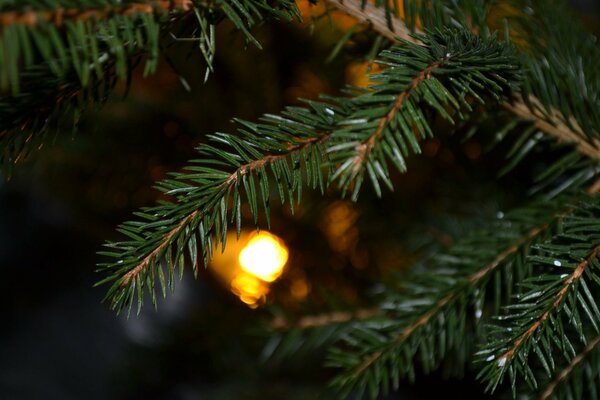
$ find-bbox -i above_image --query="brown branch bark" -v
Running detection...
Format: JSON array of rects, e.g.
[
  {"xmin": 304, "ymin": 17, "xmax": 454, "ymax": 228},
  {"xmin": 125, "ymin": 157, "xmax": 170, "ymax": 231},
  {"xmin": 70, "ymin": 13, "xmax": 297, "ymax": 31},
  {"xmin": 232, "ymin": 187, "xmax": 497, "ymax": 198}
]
[
  {"xmin": 352, "ymin": 60, "xmax": 442, "ymax": 175},
  {"xmin": 539, "ymin": 333, "xmax": 600, "ymax": 400},
  {"xmin": 272, "ymin": 307, "xmax": 379, "ymax": 330},
  {"xmin": 504, "ymin": 95, "xmax": 600, "ymax": 161},
  {"xmin": 323, "ymin": 0, "xmax": 412, "ymax": 42},
  {"xmin": 0, "ymin": 0, "xmax": 194, "ymax": 29},
  {"xmin": 323, "ymin": 0, "xmax": 600, "ymax": 162}
]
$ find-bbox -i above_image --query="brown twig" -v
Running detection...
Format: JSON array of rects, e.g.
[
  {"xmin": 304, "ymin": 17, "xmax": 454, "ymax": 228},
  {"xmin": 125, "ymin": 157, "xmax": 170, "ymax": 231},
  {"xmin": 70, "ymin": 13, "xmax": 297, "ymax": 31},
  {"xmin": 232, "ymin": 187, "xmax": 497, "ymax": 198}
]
[
  {"xmin": 504, "ymin": 95, "xmax": 600, "ymax": 161},
  {"xmin": 539, "ymin": 333, "xmax": 600, "ymax": 400},
  {"xmin": 323, "ymin": 0, "xmax": 412, "ymax": 42},
  {"xmin": 323, "ymin": 0, "xmax": 600, "ymax": 162},
  {"xmin": 352, "ymin": 61, "xmax": 442, "ymax": 175},
  {"xmin": 0, "ymin": 0, "xmax": 194, "ymax": 29},
  {"xmin": 272, "ymin": 307, "xmax": 379, "ymax": 330},
  {"xmin": 396, "ymin": 223, "xmax": 548, "ymax": 343}
]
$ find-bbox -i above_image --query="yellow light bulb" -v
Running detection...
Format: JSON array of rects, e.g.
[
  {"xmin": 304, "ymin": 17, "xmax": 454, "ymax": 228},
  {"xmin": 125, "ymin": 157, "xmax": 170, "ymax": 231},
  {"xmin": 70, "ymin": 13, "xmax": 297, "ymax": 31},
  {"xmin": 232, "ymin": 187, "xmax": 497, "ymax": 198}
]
[{"xmin": 238, "ymin": 232, "xmax": 288, "ymax": 282}]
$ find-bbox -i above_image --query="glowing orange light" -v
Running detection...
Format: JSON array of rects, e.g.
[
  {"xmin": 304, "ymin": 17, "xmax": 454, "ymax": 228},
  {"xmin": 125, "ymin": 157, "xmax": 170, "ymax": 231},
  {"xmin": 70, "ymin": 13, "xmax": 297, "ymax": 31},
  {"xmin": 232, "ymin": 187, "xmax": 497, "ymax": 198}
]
[
  {"xmin": 210, "ymin": 230, "xmax": 289, "ymax": 308},
  {"xmin": 238, "ymin": 232, "xmax": 289, "ymax": 282}
]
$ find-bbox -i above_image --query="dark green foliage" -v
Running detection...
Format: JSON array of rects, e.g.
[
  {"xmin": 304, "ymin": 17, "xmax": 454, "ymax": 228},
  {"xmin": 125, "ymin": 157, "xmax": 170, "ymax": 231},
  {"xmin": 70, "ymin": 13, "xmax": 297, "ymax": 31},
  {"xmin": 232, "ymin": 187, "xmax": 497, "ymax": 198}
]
[
  {"xmin": 328, "ymin": 29, "xmax": 518, "ymax": 198},
  {"xmin": 508, "ymin": 0, "xmax": 600, "ymax": 139},
  {"xmin": 0, "ymin": 0, "xmax": 299, "ymax": 172},
  {"xmin": 325, "ymin": 194, "xmax": 582, "ymax": 398},
  {"xmin": 2, "ymin": 0, "xmax": 600, "ymax": 399},
  {"xmin": 0, "ymin": 1, "xmax": 182, "ymax": 94},
  {"xmin": 96, "ymin": 28, "xmax": 518, "ymax": 314},
  {"xmin": 0, "ymin": 0, "xmax": 299, "ymax": 93},
  {"xmin": 477, "ymin": 196, "xmax": 600, "ymax": 396}
]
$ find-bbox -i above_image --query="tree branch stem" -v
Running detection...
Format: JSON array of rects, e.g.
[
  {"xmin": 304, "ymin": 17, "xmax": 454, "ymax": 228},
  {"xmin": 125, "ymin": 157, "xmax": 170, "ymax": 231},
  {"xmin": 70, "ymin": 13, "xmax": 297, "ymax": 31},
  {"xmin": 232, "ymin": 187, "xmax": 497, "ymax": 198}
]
[
  {"xmin": 540, "ymin": 333, "xmax": 600, "ymax": 400},
  {"xmin": 0, "ymin": 0, "xmax": 194, "ymax": 28}
]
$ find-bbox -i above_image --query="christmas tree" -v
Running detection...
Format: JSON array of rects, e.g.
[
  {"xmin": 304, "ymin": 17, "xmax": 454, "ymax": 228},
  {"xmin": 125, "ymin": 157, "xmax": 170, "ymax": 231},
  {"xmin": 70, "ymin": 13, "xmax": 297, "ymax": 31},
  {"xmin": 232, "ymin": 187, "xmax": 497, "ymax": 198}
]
[{"xmin": 2, "ymin": 0, "xmax": 600, "ymax": 398}]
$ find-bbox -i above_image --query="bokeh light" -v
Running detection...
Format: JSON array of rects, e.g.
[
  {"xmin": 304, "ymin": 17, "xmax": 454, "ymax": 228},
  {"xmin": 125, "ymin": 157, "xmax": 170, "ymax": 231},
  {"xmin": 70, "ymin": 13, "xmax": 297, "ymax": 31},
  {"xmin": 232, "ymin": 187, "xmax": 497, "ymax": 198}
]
[
  {"xmin": 210, "ymin": 230, "xmax": 289, "ymax": 308},
  {"xmin": 239, "ymin": 232, "xmax": 289, "ymax": 282}
]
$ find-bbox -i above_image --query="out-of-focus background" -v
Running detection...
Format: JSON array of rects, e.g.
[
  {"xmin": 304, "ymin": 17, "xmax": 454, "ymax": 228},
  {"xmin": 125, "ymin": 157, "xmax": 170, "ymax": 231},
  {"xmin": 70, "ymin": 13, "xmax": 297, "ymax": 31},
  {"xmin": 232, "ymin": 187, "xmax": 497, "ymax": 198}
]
[{"xmin": 1, "ymin": 1, "xmax": 599, "ymax": 399}]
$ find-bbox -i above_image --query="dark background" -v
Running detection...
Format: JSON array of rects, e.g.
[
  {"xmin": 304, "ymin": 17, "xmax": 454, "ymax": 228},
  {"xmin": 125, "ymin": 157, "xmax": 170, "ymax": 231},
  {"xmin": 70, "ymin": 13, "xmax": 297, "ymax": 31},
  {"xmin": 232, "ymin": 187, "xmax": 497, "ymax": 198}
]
[{"xmin": 1, "ymin": 2, "xmax": 599, "ymax": 399}]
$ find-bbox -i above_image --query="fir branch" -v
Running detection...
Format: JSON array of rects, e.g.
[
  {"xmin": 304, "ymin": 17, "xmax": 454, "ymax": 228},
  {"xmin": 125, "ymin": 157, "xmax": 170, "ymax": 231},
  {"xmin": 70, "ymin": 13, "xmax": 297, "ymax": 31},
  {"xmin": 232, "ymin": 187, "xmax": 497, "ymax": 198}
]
[
  {"xmin": 98, "ymin": 28, "xmax": 518, "ymax": 313},
  {"xmin": 99, "ymin": 129, "xmax": 331, "ymax": 312},
  {"xmin": 494, "ymin": 244, "xmax": 599, "ymax": 366},
  {"xmin": 119, "ymin": 134, "xmax": 330, "ymax": 288},
  {"xmin": 395, "ymin": 222, "xmax": 549, "ymax": 341},
  {"xmin": 0, "ymin": 0, "xmax": 299, "ymax": 172},
  {"xmin": 323, "ymin": 0, "xmax": 600, "ymax": 162},
  {"xmin": 328, "ymin": 30, "xmax": 518, "ymax": 197},
  {"xmin": 0, "ymin": 60, "xmax": 114, "ymax": 173},
  {"xmin": 477, "ymin": 196, "xmax": 600, "ymax": 394},
  {"xmin": 503, "ymin": 95, "xmax": 600, "ymax": 162},
  {"xmin": 349, "ymin": 60, "xmax": 442, "ymax": 177}
]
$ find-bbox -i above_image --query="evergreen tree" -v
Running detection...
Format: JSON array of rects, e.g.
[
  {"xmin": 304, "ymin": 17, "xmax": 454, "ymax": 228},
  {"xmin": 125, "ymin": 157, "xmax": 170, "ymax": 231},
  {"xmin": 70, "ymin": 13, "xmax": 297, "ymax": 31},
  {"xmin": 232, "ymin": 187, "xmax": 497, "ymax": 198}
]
[{"xmin": 1, "ymin": 0, "xmax": 600, "ymax": 398}]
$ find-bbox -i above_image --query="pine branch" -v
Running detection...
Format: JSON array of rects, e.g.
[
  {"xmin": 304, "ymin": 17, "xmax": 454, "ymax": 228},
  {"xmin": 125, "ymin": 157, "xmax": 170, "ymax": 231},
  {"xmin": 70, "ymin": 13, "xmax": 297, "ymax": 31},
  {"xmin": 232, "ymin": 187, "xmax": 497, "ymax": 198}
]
[
  {"xmin": 322, "ymin": 0, "xmax": 600, "ymax": 162},
  {"xmin": 477, "ymin": 196, "xmax": 600, "ymax": 395},
  {"xmin": 350, "ymin": 60, "xmax": 441, "ymax": 176},
  {"xmin": 504, "ymin": 96, "xmax": 600, "ymax": 162},
  {"xmin": 497, "ymin": 246, "xmax": 598, "ymax": 363},
  {"xmin": 99, "ymin": 130, "xmax": 331, "ymax": 312},
  {"xmin": 328, "ymin": 30, "xmax": 517, "ymax": 198},
  {"xmin": 122, "ymin": 134, "xmax": 328, "ymax": 284},
  {"xmin": 262, "ymin": 307, "xmax": 382, "ymax": 366},
  {"xmin": 0, "ymin": 1, "xmax": 191, "ymax": 95},
  {"xmin": 0, "ymin": 59, "xmax": 115, "ymax": 174},
  {"xmin": 97, "ymin": 28, "xmax": 518, "ymax": 314}
]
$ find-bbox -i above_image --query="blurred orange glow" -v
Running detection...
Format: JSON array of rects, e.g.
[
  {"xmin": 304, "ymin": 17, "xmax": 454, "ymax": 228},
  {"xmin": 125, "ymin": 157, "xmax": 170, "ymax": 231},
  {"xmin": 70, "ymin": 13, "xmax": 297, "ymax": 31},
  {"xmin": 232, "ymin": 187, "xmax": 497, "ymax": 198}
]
[
  {"xmin": 239, "ymin": 232, "xmax": 289, "ymax": 282},
  {"xmin": 322, "ymin": 201, "xmax": 359, "ymax": 253},
  {"xmin": 346, "ymin": 61, "xmax": 382, "ymax": 87},
  {"xmin": 210, "ymin": 231, "xmax": 289, "ymax": 308},
  {"xmin": 290, "ymin": 278, "xmax": 310, "ymax": 300},
  {"xmin": 321, "ymin": 201, "xmax": 370, "ymax": 269},
  {"xmin": 296, "ymin": 0, "xmax": 357, "ymax": 30}
]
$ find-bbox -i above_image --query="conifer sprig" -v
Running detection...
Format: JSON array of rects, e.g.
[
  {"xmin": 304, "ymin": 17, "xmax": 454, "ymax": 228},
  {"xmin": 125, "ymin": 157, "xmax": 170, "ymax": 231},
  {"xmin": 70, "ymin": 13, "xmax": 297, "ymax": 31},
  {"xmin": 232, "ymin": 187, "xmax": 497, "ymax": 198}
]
[
  {"xmin": 97, "ymin": 28, "xmax": 518, "ymax": 314},
  {"xmin": 477, "ymin": 196, "xmax": 600, "ymax": 397},
  {"xmin": 328, "ymin": 29, "xmax": 518, "ymax": 198}
]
